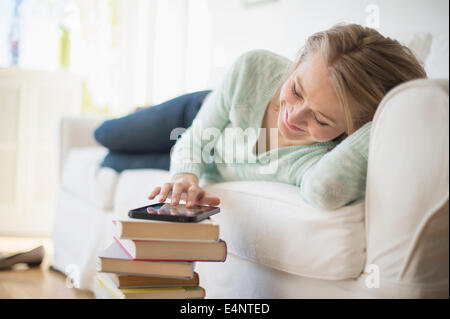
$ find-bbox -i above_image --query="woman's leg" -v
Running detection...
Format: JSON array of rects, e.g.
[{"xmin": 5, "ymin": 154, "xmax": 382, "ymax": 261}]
[
  {"xmin": 101, "ymin": 151, "xmax": 171, "ymax": 172},
  {"xmin": 94, "ymin": 90, "xmax": 211, "ymax": 153},
  {"xmin": 95, "ymin": 90, "xmax": 211, "ymax": 173}
]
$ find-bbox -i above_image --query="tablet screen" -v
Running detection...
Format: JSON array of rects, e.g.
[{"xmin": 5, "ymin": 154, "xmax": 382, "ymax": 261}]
[{"xmin": 144, "ymin": 203, "xmax": 216, "ymax": 216}]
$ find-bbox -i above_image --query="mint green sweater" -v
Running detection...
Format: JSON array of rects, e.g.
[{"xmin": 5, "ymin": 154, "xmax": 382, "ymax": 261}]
[{"xmin": 170, "ymin": 50, "xmax": 372, "ymax": 210}]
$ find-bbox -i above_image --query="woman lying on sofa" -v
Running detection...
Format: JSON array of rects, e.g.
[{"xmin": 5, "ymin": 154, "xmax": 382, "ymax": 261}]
[{"xmin": 94, "ymin": 23, "xmax": 426, "ymax": 210}]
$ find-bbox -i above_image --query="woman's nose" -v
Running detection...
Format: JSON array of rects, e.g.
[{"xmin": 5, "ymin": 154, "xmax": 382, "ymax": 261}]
[{"xmin": 288, "ymin": 103, "xmax": 309, "ymax": 123}]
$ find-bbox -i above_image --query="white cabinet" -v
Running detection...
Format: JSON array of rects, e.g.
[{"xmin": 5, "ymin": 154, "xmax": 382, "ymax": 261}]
[{"xmin": 0, "ymin": 68, "xmax": 81, "ymax": 235}]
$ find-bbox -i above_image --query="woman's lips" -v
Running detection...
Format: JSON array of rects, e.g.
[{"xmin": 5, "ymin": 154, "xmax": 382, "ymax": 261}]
[{"xmin": 284, "ymin": 109, "xmax": 305, "ymax": 132}]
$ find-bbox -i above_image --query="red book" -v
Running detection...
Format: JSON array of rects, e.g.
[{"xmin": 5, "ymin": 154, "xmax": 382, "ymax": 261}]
[{"xmin": 114, "ymin": 237, "xmax": 227, "ymax": 262}]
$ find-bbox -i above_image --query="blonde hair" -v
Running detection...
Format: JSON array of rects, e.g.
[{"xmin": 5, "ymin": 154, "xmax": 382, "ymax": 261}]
[{"xmin": 293, "ymin": 23, "xmax": 427, "ymax": 143}]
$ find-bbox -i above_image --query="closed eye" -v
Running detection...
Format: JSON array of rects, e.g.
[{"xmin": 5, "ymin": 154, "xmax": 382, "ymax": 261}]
[
  {"xmin": 292, "ymin": 83, "xmax": 328, "ymax": 126},
  {"xmin": 292, "ymin": 82, "xmax": 303, "ymax": 99},
  {"xmin": 313, "ymin": 114, "xmax": 328, "ymax": 126}
]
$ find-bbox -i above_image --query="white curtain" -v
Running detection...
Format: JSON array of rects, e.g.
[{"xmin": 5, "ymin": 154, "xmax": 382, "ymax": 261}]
[
  {"xmin": 73, "ymin": 0, "xmax": 214, "ymax": 114},
  {"xmin": 72, "ymin": 0, "xmax": 214, "ymax": 114},
  {"xmin": 71, "ymin": 0, "xmax": 159, "ymax": 116},
  {"xmin": 151, "ymin": 0, "xmax": 213, "ymax": 104},
  {"xmin": 0, "ymin": 0, "xmax": 215, "ymax": 116},
  {"xmin": 0, "ymin": 0, "xmax": 217, "ymax": 235}
]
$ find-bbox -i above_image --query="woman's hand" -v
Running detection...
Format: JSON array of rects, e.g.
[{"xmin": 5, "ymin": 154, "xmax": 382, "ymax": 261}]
[{"xmin": 148, "ymin": 173, "xmax": 220, "ymax": 208}]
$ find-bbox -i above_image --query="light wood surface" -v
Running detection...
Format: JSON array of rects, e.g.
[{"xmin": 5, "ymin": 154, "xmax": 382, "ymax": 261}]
[{"xmin": 0, "ymin": 236, "xmax": 94, "ymax": 299}]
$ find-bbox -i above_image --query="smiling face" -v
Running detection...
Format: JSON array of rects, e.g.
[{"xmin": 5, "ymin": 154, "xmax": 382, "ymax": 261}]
[{"xmin": 277, "ymin": 52, "xmax": 347, "ymax": 145}]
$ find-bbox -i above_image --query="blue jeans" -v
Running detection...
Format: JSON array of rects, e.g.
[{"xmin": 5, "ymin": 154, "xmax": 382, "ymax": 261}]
[{"xmin": 94, "ymin": 90, "xmax": 212, "ymax": 172}]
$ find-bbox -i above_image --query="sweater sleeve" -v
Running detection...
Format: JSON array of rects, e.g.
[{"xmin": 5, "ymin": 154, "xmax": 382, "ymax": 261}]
[
  {"xmin": 298, "ymin": 121, "xmax": 372, "ymax": 210},
  {"xmin": 169, "ymin": 52, "xmax": 251, "ymax": 180}
]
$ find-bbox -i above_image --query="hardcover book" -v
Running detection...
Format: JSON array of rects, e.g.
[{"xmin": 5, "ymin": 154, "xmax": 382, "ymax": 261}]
[
  {"xmin": 113, "ymin": 217, "xmax": 219, "ymax": 242},
  {"xmin": 97, "ymin": 241, "xmax": 195, "ymax": 279},
  {"xmin": 94, "ymin": 272, "xmax": 205, "ymax": 299},
  {"xmin": 105, "ymin": 272, "xmax": 200, "ymax": 288},
  {"xmin": 114, "ymin": 236, "xmax": 227, "ymax": 262}
]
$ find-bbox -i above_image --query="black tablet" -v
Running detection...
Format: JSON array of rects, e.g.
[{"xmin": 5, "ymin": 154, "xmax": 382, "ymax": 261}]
[{"xmin": 128, "ymin": 202, "xmax": 220, "ymax": 223}]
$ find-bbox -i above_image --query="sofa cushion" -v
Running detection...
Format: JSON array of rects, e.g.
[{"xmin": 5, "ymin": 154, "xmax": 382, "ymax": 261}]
[
  {"xmin": 205, "ymin": 181, "xmax": 366, "ymax": 280},
  {"xmin": 425, "ymin": 34, "xmax": 449, "ymax": 79},
  {"xmin": 113, "ymin": 169, "xmax": 366, "ymax": 280},
  {"xmin": 61, "ymin": 147, "xmax": 118, "ymax": 210},
  {"xmin": 407, "ymin": 32, "xmax": 433, "ymax": 65}
]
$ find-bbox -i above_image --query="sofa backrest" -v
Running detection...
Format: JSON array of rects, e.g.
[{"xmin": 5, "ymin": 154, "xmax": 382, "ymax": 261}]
[
  {"xmin": 407, "ymin": 32, "xmax": 449, "ymax": 80},
  {"xmin": 58, "ymin": 116, "xmax": 106, "ymax": 177},
  {"xmin": 365, "ymin": 78, "xmax": 449, "ymax": 298}
]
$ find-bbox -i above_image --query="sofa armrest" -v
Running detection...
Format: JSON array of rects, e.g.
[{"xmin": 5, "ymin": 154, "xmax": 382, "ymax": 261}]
[
  {"xmin": 58, "ymin": 116, "xmax": 110, "ymax": 177},
  {"xmin": 365, "ymin": 79, "xmax": 449, "ymax": 297}
]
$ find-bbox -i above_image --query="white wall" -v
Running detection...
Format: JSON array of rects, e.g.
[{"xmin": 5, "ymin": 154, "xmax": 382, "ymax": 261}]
[
  {"xmin": 152, "ymin": 0, "xmax": 448, "ymax": 103},
  {"xmin": 196, "ymin": 0, "xmax": 449, "ymax": 88}
]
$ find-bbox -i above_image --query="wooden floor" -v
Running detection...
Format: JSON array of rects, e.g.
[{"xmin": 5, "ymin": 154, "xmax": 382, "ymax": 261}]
[{"xmin": 0, "ymin": 236, "xmax": 94, "ymax": 299}]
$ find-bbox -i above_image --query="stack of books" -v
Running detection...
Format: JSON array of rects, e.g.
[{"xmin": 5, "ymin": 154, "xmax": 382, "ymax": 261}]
[{"xmin": 93, "ymin": 216, "xmax": 226, "ymax": 299}]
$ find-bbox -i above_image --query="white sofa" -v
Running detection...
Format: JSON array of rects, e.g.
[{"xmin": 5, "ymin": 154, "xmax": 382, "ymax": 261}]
[
  {"xmin": 52, "ymin": 77, "xmax": 449, "ymax": 299},
  {"xmin": 52, "ymin": 35, "xmax": 449, "ymax": 298}
]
